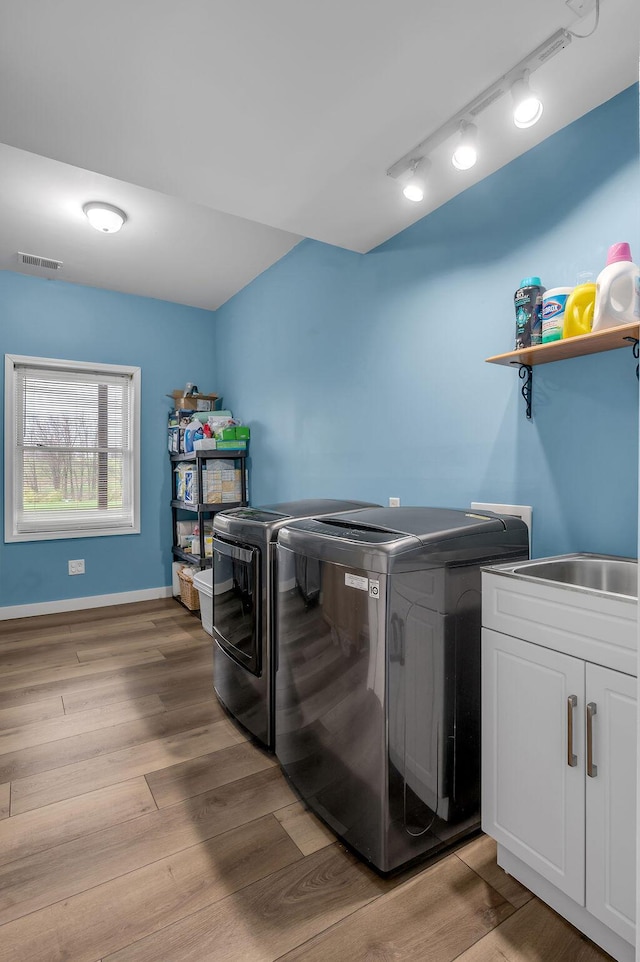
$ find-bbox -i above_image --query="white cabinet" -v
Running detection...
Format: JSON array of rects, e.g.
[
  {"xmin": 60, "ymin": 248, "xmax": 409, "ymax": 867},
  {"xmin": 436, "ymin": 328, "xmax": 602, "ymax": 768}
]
[
  {"xmin": 482, "ymin": 630, "xmax": 585, "ymax": 901},
  {"xmin": 585, "ymin": 663, "xmax": 636, "ymax": 945},
  {"xmin": 482, "ymin": 626, "xmax": 636, "ymax": 962}
]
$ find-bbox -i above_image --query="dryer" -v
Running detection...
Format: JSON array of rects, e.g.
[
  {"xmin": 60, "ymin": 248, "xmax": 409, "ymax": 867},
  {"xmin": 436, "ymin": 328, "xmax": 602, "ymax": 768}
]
[
  {"xmin": 275, "ymin": 506, "xmax": 529, "ymax": 872},
  {"xmin": 212, "ymin": 498, "xmax": 378, "ymax": 750}
]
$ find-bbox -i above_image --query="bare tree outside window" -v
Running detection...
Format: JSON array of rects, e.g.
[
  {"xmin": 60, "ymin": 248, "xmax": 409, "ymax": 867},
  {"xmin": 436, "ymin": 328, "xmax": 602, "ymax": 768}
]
[{"xmin": 22, "ymin": 384, "xmax": 123, "ymax": 512}]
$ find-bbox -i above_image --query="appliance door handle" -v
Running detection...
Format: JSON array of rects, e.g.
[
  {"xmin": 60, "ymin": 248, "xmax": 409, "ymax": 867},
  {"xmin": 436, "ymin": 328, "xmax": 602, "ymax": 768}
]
[
  {"xmin": 586, "ymin": 701, "xmax": 598, "ymax": 777},
  {"xmin": 567, "ymin": 694, "xmax": 577, "ymax": 767},
  {"xmin": 213, "ymin": 537, "xmax": 255, "ymax": 564}
]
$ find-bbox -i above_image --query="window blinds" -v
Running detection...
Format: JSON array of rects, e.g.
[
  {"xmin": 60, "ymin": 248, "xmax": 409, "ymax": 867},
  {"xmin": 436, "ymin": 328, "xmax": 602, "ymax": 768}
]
[{"xmin": 12, "ymin": 362, "xmax": 136, "ymax": 536}]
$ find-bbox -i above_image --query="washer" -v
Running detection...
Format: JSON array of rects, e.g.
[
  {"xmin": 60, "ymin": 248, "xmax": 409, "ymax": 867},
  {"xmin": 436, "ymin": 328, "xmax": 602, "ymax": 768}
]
[{"xmin": 275, "ymin": 506, "xmax": 529, "ymax": 872}]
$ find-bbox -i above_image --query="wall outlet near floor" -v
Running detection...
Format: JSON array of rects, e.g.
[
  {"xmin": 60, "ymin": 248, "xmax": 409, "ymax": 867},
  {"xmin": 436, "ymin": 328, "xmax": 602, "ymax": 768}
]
[
  {"xmin": 68, "ymin": 559, "xmax": 85, "ymax": 575},
  {"xmin": 470, "ymin": 502, "xmax": 532, "ymax": 553},
  {"xmin": 389, "ymin": 497, "xmax": 400, "ymax": 507}
]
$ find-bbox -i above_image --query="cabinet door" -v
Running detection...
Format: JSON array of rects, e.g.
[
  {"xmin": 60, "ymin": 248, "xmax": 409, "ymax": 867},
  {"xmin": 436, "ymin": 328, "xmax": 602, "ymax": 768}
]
[
  {"xmin": 585, "ymin": 663, "xmax": 636, "ymax": 944},
  {"xmin": 482, "ymin": 628, "xmax": 585, "ymax": 903}
]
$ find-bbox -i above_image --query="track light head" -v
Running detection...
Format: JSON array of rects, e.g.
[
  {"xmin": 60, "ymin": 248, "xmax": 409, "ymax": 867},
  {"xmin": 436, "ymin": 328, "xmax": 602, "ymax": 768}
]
[
  {"xmin": 451, "ymin": 123, "xmax": 478, "ymax": 171},
  {"xmin": 403, "ymin": 182, "xmax": 424, "ymax": 203},
  {"xmin": 401, "ymin": 158, "xmax": 431, "ymax": 203},
  {"xmin": 511, "ymin": 74, "xmax": 543, "ymax": 129}
]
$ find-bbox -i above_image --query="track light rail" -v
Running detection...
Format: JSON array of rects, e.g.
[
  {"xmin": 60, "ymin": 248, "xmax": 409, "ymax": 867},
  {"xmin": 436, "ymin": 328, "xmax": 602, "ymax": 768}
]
[{"xmin": 387, "ymin": 27, "xmax": 573, "ymax": 182}]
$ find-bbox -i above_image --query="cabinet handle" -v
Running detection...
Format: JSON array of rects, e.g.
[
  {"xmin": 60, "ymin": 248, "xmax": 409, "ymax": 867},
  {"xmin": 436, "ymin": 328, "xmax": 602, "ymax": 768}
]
[
  {"xmin": 586, "ymin": 701, "xmax": 598, "ymax": 777},
  {"xmin": 567, "ymin": 695, "xmax": 577, "ymax": 767}
]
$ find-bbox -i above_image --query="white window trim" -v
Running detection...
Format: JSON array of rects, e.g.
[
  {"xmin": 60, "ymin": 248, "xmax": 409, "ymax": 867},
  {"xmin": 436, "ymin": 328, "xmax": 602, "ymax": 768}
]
[{"xmin": 4, "ymin": 354, "xmax": 141, "ymax": 543}]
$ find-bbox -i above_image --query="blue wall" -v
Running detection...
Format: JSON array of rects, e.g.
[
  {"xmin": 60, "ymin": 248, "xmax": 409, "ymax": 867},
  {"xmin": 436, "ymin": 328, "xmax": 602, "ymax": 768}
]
[
  {"xmin": 1, "ymin": 86, "xmax": 637, "ymax": 611},
  {"xmin": 0, "ymin": 274, "xmax": 216, "ymax": 608},
  {"xmin": 214, "ymin": 85, "xmax": 640, "ymax": 559}
]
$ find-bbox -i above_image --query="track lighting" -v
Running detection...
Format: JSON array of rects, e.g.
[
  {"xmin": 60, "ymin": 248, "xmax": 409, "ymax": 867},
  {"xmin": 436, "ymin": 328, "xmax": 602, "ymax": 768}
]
[
  {"xmin": 83, "ymin": 202, "xmax": 127, "ymax": 233},
  {"xmin": 402, "ymin": 158, "xmax": 431, "ymax": 203},
  {"xmin": 511, "ymin": 74, "xmax": 543, "ymax": 129},
  {"xmin": 386, "ymin": 3, "xmax": 600, "ymax": 204},
  {"xmin": 451, "ymin": 123, "xmax": 478, "ymax": 171}
]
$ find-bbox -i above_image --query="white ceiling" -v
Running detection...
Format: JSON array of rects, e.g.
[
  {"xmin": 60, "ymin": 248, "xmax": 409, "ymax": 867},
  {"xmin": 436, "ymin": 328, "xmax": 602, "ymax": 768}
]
[{"xmin": 0, "ymin": 0, "xmax": 637, "ymax": 310}]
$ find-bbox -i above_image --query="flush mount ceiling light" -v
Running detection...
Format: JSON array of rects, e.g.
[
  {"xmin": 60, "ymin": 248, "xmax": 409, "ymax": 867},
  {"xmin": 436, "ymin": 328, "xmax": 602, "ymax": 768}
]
[
  {"xmin": 511, "ymin": 74, "xmax": 544, "ymax": 129},
  {"xmin": 451, "ymin": 123, "xmax": 478, "ymax": 171},
  {"xmin": 402, "ymin": 158, "xmax": 431, "ymax": 203},
  {"xmin": 83, "ymin": 202, "xmax": 127, "ymax": 234},
  {"xmin": 386, "ymin": 0, "xmax": 600, "ymax": 202}
]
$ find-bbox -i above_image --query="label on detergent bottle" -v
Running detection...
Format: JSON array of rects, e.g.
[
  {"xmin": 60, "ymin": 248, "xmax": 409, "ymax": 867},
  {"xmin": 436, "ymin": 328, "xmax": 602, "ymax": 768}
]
[
  {"xmin": 514, "ymin": 277, "xmax": 545, "ymax": 349},
  {"xmin": 542, "ymin": 287, "xmax": 572, "ymax": 343}
]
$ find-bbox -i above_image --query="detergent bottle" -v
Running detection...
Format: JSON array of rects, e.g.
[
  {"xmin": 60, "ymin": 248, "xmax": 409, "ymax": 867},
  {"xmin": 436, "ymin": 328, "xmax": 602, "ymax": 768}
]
[
  {"xmin": 542, "ymin": 287, "xmax": 573, "ymax": 343},
  {"xmin": 514, "ymin": 277, "xmax": 545, "ymax": 349},
  {"xmin": 563, "ymin": 273, "xmax": 596, "ymax": 338},
  {"xmin": 592, "ymin": 242, "xmax": 640, "ymax": 331}
]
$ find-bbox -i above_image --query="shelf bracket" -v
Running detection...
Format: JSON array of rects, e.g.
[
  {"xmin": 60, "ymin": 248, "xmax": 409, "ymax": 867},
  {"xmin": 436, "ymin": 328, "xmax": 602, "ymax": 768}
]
[
  {"xmin": 623, "ymin": 337, "xmax": 639, "ymax": 380},
  {"xmin": 510, "ymin": 363, "xmax": 533, "ymax": 419}
]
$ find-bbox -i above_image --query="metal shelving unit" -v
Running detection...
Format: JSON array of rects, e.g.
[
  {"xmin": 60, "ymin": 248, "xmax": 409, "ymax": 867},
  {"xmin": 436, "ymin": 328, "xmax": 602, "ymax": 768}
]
[{"xmin": 170, "ymin": 449, "xmax": 248, "ymax": 570}]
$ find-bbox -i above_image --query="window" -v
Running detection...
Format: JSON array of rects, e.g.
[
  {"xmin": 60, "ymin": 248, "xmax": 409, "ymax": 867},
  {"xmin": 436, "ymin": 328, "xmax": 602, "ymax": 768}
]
[{"xmin": 5, "ymin": 355, "xmax": 140, "ymax": 542}]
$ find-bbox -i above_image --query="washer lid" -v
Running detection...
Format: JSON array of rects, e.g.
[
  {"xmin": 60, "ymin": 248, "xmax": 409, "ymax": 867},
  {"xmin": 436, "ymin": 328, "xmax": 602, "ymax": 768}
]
[
  {"xmin": 257, "ymin": 498, "xmax": 378, "ymax": 519},
  {"xmin": 217, "ymin": 507, "xmax": 290, "ymax": 524},
  {"xmin": 294, "ymin": 506, "xmax": 509, "ymax": 545},
  {"xmin": 213, "ymin": 499, "xmax": 380, "ymax": 536},
  {"xmin": 218, "ymin": 499, "xmax": 377, "ymax": 525}
]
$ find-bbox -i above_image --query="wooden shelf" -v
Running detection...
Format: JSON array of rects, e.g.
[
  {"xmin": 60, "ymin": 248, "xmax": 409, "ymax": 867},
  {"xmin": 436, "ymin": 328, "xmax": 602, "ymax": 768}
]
[{"xmin": 486, "ymin": 322, "xmax": 639, "ymax": 367}]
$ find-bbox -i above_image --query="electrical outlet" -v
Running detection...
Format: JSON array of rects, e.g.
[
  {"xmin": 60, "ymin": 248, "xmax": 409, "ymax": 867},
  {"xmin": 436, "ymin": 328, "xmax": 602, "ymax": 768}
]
[
  {"xmin": 389, "ymin": 497, "xmax": 400, "ymax": 507},
  {"xmin": 68, "ymin": 559, "xmax": 85, "ymax": 575}
]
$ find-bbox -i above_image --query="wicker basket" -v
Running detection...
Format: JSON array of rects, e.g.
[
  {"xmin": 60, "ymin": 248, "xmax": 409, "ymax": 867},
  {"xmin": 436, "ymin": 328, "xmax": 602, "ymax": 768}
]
[{"xmin": 177, "ymin": 567, "xmax": 200, "ymax": 611}]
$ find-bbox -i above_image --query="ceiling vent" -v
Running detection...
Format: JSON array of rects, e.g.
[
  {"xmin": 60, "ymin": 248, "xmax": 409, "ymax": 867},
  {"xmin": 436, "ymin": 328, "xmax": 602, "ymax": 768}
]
[{"xmin": 17, "ymin": 252, "xmax": 63, "ymax": 271}]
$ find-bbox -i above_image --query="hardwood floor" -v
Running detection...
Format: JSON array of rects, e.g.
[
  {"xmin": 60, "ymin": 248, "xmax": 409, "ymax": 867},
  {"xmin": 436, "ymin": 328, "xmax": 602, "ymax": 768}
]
[{"xmin": 0, "ymin": 599, "xmax": 614, "ymax": 962}]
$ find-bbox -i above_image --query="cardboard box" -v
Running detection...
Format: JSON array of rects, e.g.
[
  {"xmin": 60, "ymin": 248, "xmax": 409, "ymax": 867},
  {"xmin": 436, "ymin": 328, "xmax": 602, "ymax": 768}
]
[
  {"xmin": 183, "ymin": 469, "xmax": 198, "ymax": 504},
  {"xmin": 214, "ymin": 440, "xmax": 247, "ymax": 450},
  {"xmin": 167, "ymin": 427, "xmax": 180, "ymax": 453},
  {"xmin": 167, "ymin": 391, "xmax": 219, "ymax": 412},
  {"xmin": 176, "ymin": 520, "xmax": 196, "ymax": 547},
  {"xmin": 193, "ymin": 438, "xmax": 217, "ymax": 451}
]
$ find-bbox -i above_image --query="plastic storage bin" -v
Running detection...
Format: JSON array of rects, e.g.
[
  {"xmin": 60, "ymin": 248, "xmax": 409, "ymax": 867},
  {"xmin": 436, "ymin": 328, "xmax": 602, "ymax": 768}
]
[{"xmin": 193, "ymin": 568, "xmax": 214, "ymax": 635}]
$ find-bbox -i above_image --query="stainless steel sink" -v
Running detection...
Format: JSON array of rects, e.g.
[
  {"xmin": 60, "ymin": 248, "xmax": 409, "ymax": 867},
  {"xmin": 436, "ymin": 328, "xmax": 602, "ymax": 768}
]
[
  {"xmin": 508, "ymin": 554, "xmax": 638, "ymax": 599},
  {"xmin": 483, "ymin": 553, "xmax": 638, "ymax": 676}
]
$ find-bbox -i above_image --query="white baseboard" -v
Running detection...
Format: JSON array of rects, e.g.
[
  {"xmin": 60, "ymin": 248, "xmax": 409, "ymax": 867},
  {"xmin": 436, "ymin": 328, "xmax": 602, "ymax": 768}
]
[{"xmin": 0, "ymin": 586, "xmax": 174, "ymax": 622}]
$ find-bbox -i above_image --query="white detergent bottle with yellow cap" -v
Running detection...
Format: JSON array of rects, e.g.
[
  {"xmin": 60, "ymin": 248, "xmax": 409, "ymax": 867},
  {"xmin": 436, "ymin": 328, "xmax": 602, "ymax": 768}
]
[{"xmin": 592, "ymin": 242, "xmax": 640, "ymax": 331}]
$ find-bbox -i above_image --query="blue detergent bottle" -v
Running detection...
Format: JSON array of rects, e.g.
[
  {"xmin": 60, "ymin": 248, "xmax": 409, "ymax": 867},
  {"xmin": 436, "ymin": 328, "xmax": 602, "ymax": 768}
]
[{"xmin": 514, "ymin": 277, "xmax": 545, "ymax": 349}]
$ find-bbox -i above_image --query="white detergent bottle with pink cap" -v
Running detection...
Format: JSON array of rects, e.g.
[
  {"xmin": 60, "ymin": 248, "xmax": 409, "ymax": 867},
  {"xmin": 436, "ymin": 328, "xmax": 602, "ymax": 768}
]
[{"xmin": 592, "ymin": 242, "xmax": 640, "ymax": 331}]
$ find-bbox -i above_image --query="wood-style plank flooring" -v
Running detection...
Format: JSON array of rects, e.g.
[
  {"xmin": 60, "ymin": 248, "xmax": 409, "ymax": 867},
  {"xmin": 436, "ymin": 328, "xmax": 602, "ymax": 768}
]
[{"xmin": 0, "ymin": 598, "xmax": 614, "ymax": 962}]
